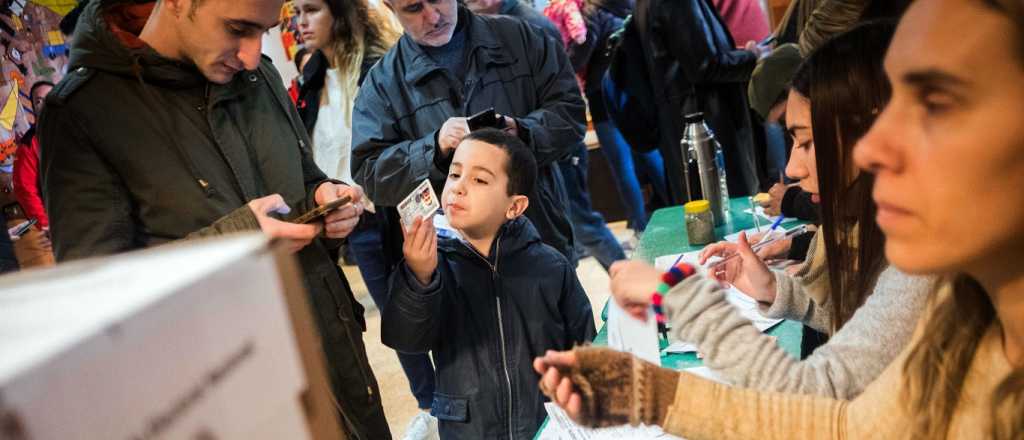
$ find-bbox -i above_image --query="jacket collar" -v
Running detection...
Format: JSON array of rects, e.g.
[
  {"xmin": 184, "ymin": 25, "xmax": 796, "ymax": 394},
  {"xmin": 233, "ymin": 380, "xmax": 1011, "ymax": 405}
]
[
  {"xmin": 439, "ymin": 216, "xmax": 542, "ymax": 262},
  {"xmin": 400, "ymin": 6, "xmax": 515, "ymax": 85}
]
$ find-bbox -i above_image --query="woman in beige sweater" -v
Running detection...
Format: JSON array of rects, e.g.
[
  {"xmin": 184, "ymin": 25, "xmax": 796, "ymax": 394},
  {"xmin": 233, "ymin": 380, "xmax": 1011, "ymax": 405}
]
[
  {"xmin": 610, "ymin": 20, "xmax": 933, "ymax": 401},
  {"xmin": 533, "ymin": 0, "xmax": 1024, "ymax": 437}
]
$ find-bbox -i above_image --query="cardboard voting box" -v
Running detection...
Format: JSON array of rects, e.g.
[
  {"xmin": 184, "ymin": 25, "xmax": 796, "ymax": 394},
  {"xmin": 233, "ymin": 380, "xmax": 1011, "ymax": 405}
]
[{"xmin": 0, "ymin": 234, "xmax": 344, "ymax": 440}]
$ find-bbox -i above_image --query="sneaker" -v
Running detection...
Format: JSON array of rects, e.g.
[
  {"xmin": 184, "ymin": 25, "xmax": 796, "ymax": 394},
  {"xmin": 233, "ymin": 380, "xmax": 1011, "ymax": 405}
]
[{"xmin": 402, "ymin": 411, "xmax": 439, "ymax": 440}]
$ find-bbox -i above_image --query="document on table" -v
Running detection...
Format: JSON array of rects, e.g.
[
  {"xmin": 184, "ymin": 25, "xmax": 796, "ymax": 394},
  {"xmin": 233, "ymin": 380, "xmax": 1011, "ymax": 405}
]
[
  {"xmin": 538, "ymin": 403, "xmax": 683, "ymax": 440},
  {"xmin": 537, "ymin": 366, "xmax": 730, "ymax": 440},
  {"xmin": 606, "ymin": 300, "xmax": 661, "ymax": 365},
  {"xmin": 723, "ymin": 288, "xmax": 783, "ymax": 332},
  {"xmin": 662, "ymin": 341, "xmax": 698, "ymax": 354},
  {"xmin": 724, "ymin": 224, "xmax": 794, "ymax": 243},
  {"xmin": 654, "ymin": 250, "xmax": 720, "ymax": 273},
  {"xmin": 743, "ymin": 206, "xmax": 795, "ymax": 224},
  {"xmin": 652, "ymin": 251, "xmax": 783, "ymax": 333}
]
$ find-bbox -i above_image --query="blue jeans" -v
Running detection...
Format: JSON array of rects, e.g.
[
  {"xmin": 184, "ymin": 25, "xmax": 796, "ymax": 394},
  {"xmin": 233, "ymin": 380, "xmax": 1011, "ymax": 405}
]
[
  {"xmin": 592, "ymin": 120, "xmax": 668, "ymax": 232},
  {"xmin": 558, "ymin": 143, "xmax": 627, "ymax": 271},
  {"xmin": 348, "ymin": 224, "xmax": 436, "ymax": 410}
]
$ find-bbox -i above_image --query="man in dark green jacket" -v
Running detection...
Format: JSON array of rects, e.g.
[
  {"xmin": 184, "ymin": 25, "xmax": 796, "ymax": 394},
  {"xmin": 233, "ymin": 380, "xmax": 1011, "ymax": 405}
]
[{"xmin": 38, "ymin": 0, "xmax": 390, "ymax": 438}]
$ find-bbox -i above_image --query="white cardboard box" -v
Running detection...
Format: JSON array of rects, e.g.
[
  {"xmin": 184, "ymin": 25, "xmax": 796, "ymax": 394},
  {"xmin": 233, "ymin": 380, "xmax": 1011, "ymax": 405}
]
[{"xmin": 0, "ymin": 234, "xmax": 343, "ymax": 440}]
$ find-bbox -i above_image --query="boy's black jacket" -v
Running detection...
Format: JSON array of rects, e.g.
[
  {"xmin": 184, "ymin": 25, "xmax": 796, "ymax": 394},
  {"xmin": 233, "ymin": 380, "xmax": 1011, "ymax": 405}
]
[{"xmin": 383, "ymin": 216, "xmax": 596, "ymax": 439}]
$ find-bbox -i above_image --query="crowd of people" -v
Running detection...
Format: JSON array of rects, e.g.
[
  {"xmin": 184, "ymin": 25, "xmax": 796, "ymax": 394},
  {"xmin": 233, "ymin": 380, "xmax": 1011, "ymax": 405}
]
[{"xmin": 13, "ymin": 0, "xmax": 1022, "ymax": 438}]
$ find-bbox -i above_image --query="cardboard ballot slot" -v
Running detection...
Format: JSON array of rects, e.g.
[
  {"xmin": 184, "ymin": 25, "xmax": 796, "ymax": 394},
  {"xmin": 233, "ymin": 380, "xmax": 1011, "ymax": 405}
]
[{"xmin": 0, "ymin": 234, "xmax": 344, "ymax": 440}]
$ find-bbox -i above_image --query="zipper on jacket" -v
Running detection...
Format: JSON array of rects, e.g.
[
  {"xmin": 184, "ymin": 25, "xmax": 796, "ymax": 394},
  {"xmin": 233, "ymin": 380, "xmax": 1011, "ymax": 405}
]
[{"xmin": 465, "ymin": 238, "xmax": 515, "ymax": 440}]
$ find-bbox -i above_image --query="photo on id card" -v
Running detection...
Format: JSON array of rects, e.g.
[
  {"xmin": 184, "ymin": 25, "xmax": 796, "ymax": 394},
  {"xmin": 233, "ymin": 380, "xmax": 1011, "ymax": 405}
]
[{"xmin": 399, "ymin": 179, "xmax": 440, "ymax": 229}]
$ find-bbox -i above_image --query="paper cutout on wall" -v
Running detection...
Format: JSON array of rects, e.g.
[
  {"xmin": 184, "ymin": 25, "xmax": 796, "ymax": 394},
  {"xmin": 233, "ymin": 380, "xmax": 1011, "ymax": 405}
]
[
  {"xmin": 278, "ymin": 1, "xmax": 303, "ymax": 61},
  {"xmin": 0, "ymin": 0, "xmax": 71, "ymax": 160},
  {"xmin": 2, "ymin": 85, "xmax": 20, "ymax": 131}
]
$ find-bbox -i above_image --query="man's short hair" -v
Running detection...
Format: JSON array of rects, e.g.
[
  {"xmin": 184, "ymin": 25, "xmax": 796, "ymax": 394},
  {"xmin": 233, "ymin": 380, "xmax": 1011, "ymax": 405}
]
[
  {"xmin": 461, "ymin": 128, "xmax": 537, "ymax": 197},
  {"xmin": 30, "ymin": 81, "xmax": 55, "ymax": 104}
]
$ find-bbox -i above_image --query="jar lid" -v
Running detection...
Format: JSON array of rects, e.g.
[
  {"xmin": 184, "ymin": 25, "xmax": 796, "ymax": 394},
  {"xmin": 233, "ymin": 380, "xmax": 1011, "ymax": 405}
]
[{"xmin": 684, "ymin": 200, "xmax": 711, "ymax": 214}]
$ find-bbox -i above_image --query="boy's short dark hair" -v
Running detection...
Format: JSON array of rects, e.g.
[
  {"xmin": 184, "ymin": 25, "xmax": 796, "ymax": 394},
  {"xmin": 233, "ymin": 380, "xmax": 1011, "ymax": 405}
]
[{"xmin": 461, "ymin": 128, "xmax": 537, "ymax": 196}]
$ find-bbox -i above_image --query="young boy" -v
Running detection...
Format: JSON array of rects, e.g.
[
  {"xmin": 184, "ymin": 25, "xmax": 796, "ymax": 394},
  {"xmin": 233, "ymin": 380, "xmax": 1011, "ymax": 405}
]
[{"xmin": 382, "ymin": 128, "xmax": 596, "ymax": 439}]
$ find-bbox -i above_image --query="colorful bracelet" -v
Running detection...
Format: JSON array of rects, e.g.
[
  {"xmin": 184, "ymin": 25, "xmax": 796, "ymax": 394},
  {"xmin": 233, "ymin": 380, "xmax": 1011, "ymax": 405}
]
[{"xmin": 651, "ymin": 263, "xmax": 696, "ymax": 334}]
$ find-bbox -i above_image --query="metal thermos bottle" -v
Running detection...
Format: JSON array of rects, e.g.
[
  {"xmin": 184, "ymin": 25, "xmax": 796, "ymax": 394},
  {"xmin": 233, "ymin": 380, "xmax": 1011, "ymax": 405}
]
[{"xmin": 680, "ymin": 112, "xmax": 730, "ymax": 226}]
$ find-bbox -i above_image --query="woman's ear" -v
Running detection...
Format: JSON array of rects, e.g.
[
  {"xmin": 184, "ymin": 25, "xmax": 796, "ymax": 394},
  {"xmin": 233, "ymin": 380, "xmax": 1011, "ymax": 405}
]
[{"xmin": 506, "ymin": 195, "xmax": 529, "ymax": 220}]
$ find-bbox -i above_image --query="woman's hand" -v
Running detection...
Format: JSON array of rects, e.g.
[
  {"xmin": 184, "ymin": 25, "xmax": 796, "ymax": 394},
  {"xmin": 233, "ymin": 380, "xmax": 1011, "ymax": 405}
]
[
  {"xmin": 765, "ymin": 182, "xmax": 787, "ymax": 216},
  {"xmin": 698, "ymin": 232, "xmax": 777, "ymax": 304},
  {"xmin": 609, "ymin": 260, "xmax": 663, "ymax": 321},
  {"xmin": 534, "ymin": 350, "xmax": 584, "ymax": 420},
  {"xmin": 534, "ymin": 347, "xmax": 680, "ymax": 428},
  {"xmin": 746, "ymin": 230, "xmax": 793, "ymax": 260}
]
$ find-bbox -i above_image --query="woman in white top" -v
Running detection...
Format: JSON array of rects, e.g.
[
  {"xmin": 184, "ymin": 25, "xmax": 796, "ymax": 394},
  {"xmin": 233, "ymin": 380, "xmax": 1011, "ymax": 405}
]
[{"xmin": 293, "ymin": 2, "xmax": 441, "ymax": 438}]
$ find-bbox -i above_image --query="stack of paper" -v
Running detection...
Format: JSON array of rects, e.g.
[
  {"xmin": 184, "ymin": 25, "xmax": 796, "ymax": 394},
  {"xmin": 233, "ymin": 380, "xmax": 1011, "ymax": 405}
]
[
  {"xmin": 724, "ymin": 289, "xmax": 783, "ymax": 332},
  {"xmin": 538, "ymin": 403, "xmax": 683, "ymax": 440}
]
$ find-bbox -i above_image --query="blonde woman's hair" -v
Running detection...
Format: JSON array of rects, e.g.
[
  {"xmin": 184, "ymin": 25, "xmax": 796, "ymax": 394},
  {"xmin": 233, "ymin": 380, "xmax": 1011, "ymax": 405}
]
[
  {"xmin": 901, "ymin": 276, "xmax": 1023, "ymax": 438},
  {"xmin": 316, "ymin": 0, "xmax": 400, "ymax": 114}
]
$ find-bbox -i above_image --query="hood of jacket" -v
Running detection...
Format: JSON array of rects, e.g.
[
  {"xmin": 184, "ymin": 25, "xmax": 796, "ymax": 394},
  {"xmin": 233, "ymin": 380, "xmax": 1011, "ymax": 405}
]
[{"xmin": 70, "ymin": 0, "xmax": 208, "ymax": 88}]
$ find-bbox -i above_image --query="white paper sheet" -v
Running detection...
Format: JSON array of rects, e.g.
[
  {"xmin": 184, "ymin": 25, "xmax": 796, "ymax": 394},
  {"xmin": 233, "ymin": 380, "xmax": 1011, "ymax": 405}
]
[
  {"xmin": 651, "ymin": 250, "xmax": 784, "ymax": 333},
  {"xmin": 724, "ymin": 288, "xmax": 784, "ymax": 332},
  {"xmin": 606, "ymin": 300, "xmax": 661, "ymax": 365},
  {"xmin": 742, "ymin": 206, "xmax": 795, "ymax": 224},
  {"xmin": 661, "ymin": 341, "xmax": 698, "ymax": 354},
  {"xmin": 683, "ymin": 366, "xmax": 730, "ymax": 385},
  {"xmin": 538, "ymin": 403, "xmax": 684, "ymax": 440},
  {"xmin": 654, "ymin": 251, "xmax": 721, "ymax": 274},
  {"xmin": 724, "ymin": 225, "xmax": 792, "ymax": 243}
]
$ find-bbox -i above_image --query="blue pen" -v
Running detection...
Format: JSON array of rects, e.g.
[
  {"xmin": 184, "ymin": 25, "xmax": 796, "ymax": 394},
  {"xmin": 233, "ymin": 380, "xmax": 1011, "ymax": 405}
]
[{"xmin": 757, "ymin": 215, "xmax": 786, "ymax": 245}]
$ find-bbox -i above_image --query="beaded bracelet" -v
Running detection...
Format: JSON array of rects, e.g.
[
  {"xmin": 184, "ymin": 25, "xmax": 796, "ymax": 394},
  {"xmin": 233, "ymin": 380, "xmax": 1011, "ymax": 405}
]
[{"xmin": 651, "ymin": 263, "xmax": 696, "ymax": 335}]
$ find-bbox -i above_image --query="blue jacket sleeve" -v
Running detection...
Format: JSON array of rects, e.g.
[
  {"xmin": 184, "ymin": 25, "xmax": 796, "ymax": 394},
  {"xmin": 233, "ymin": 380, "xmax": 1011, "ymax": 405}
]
[
  {"xmin": 381, "ymin": 260, "xmax": 447, "ymax": 353},
  {"xmin": 351, "ymin": 72, "xmax": 448, "ymax": 207},
  {"xmin": 513, "ymin": 21, "xmax": 587, "ymax": 167},
  {"xmin": 656, "ymin": 0, "xmax": 757, "ymax": 85}
]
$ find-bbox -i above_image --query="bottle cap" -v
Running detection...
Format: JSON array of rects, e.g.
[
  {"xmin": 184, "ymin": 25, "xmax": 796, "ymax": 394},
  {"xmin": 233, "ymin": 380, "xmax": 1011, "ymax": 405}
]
[{"xmin": 684, "ymin": 200, "xmax": 711, "ymax": 214}]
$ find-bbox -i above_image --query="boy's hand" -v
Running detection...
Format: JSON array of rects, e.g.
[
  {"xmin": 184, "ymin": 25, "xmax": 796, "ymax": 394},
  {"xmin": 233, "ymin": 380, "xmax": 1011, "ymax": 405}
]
[{"xmin": 402, "ymin": 216, "xmax": 438, "ymax": 286}]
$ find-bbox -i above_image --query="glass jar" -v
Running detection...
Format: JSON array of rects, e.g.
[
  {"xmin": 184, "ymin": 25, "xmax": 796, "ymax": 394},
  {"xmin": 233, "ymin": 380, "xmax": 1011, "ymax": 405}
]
[{"xmin": 684, "ymin": 200, "xmax": 715, "ymax": 246}]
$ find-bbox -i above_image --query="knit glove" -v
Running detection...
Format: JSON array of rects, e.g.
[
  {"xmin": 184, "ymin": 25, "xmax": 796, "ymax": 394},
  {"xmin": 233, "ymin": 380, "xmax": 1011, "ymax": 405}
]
[{"xmin": 563, "ymin": 347, "xmax": 680, "ymax": 428}]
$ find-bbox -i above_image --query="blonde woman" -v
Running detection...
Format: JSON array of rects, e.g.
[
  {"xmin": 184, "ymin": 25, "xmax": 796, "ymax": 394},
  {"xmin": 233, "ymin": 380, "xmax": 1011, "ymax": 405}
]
[
  {"xmin": 534, "ymin": 0, "xmax": 1024, "ymax": 437},
  {"xmin": 291, "ymin": 1, "xmax": 416, "ymax": 438}
]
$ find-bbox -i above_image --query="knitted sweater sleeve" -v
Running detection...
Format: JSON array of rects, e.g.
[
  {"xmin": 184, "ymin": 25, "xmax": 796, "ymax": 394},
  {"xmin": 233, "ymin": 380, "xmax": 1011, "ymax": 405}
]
[
  {"xmin": 660, "ymin": 287, "xmax": 942, "ymax": 440},
  {"xmin": 664, "ymin": 264, "xmax": 933, "ymax": 399}
]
